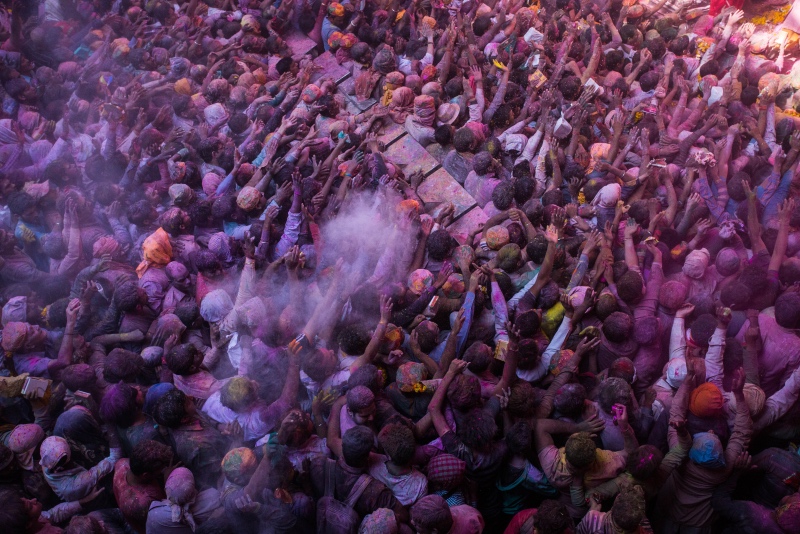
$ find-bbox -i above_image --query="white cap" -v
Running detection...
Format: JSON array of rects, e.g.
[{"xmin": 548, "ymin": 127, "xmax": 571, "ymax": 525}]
[{"xmin": 665, "ymin": 357, "xmax": 687, "ymax": 389}]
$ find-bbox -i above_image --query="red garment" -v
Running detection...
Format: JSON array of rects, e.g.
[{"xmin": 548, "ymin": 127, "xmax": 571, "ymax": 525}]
[
  {"xmin": 112, "ymin": 459, "xmax": 166, "ymax": 534},
  {"xmin": 504, "ymin": 508, "xmax": 537, "ymax": 534},
  {"xmin": 710, "ymin": 0, "xmax": 743, "ymax": 17}
]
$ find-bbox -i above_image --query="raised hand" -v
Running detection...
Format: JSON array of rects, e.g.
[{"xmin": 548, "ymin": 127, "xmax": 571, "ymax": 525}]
[
  {"xmin": 577, "ymin": 412, "xmax": 605, "ymax": 435},
  {"xmin": 379, "ymin": 294, "xmax": 393, "ymax": 323},
  {"xmin": 675, "ymin": 303, "xmax": 695, "ymax": 319},
  {"xmin": 312, "ymin": 390, "xmax": 336, "ymax": 416},
  {"xmin": 446, "ymin": 358, "xmax": 469, "ymax": 376},
  {"xmin": 624, "ymin": 217, "xmax": 640, "ymax": 239},
  {"xmin": 496, "ymin": 387, "xmax": 511, "ymax": 410},
  {"xmin": 575, "ymin": 334, "xmax": 601, "ymax": 357},
  {"xmin": 544, "ymin": 224, "xmax": 559, "ymax": 244}
]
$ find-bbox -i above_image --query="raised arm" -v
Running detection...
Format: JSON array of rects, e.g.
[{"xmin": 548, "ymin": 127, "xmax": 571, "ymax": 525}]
[
  {"xmin": 770, "ymin": 198, "xmax": 795, "ymax": 273},
  {"xmin": 48, "ymin": 299, "xmax": 81, "ymax": 378},
  {"xmin": 428, "ymin": 359, "xmax": 469, "ymax": 437},
  {"xmin": 350, "ymin": 295, "xmax": 392, "ymax": 372}
]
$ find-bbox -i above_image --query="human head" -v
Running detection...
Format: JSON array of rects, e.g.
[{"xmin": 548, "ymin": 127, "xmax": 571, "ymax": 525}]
[
  {"xmin": 341, "ymin": 426, "xmax": 375, "ymax": 468},
  {"xmin": 427, "ymin": 229, "xmax": 457, "ymax": 262},
  {"xmin": 775, "ymin": 292, "xmax": 800, "ymax": 329},
  {"xmin": 689, "ymin": 382, "xmax": 725, "ymax": 418},
  {"xmin": 507, "ymin": 380, "xmax": 538, "ymax": 418},
  {"xmin": 688, "ymin": 314, "xmax": 717, "ymax": 348},
  {"xmin": 453, "ymin": 127, "xmax": 476, "ymax": 152},
  {"xmin": 378, "ymin": 423, "xmax": 415, "ymax": 466},
  {"xmin": 446, "ymin": 374, "xmax": 481, "ymax": 410},
  {"xmin": 99, "ymin": 382, "xmax": 139, "ymax": 428},
  {"xmin": 616, "ymin": 270, "xmax": 644, "ymax": 303},
  {"xmin": 277, "ymin": 409, "xmax": 314, "ymax": 447},
  {"xmin": 715, "ymin": 247, "xmax": 741, "ymax": 277},
  {"xmin": 536, "ymin": 499, "xmax": 573, "ymax": 534},
  {"xmin": 658, "ymin": 281, "xmax": 688, "ymax": 311},
  {"xmin": 598, "ymin": 377, "xmax": 632, "ymax": 413},
  {"xmin": 300, "ymin": 348, "xmax": 338, "ymax": 383},
  {"xmin": 165, "ymin": 343, "xmax": 202, "ymax": 376},
  {"xmin": 564, "ymin": 432, "xmax": 596, "ymax": 472},
  {"xmin": 776, "ymin": 493, "xmax": 800, "ymax": 533},
  {"xmin": 165, "ymin": 467, "xmax": 197, "ymax": 516},
  {"xmin": 0, "ymin": 487, "xmax": 38, "ymax": 532},
  {"xmin": 603, "ymin": 312, "xmax": 632, "ymax": 343},
  {"xmin": 610, "ymin": 487, "xmax": 646, "ymax": 532},
  {"xmin": 689, "ymin": 431, "xmax": 725, "ymax": 469},
  {"xmin": 104, "ymin": 348, "xmax": 144, "ymax": 383},
  {"xmin": 462, "ymin": 342, "xmax": 493, "ymax": 373},
  {"xmin": 39, "ymin": 436, "xmax": 71, "ymax": 471},
  {"xmin": 220, "ymin": 376, "xmax": 258, "ymax": 412},
  {"xmin": 410, "ymin": 495, "xmax": 453, "ymax": 534},
  {"xmin": 6, "ymin": 424, "xmax": 44, "ymax": 472},
  {"xmin": 153, "ymin": 388, "xmax": 188, "ymax": 428},
  {"xmin": 220, "ymin": 447, "xmax": 258, "ymax": 486},
  {"xmin": 425, "ymin": 453, "xmax": 465, "ymax": 493},
  {"xmin": 346, "ymin": 385, "xmax": 376, "ymax": 425},
  {"xmin": 551, "ymin": 380, "xmax": 586, "ymax": 419},
  {"xmin": 506, "ymin": 421, "xmax": 532, "ymax": 456},
  {"xmin": 456, "ymin": 407, "xmax": 497, "ymax": 451},
  {"xmin": 130, "ymin": 439, "xmax": 173, "ymax": 478},
  {"xmin": 683, "ymin": 249, "xmax": 710, "ymax": 279},
  {"xmin": 625, "ymin": 445, "xmax": 663, "ymax": 480}
]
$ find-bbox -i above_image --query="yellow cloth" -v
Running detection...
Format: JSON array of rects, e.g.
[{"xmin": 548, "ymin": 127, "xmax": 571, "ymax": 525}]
[{"xmin": 136, "ymin": 228, "xmax": 173, "ymax": 278}]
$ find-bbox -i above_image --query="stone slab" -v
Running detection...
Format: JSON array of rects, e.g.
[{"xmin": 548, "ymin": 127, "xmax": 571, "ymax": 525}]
[
  {"xmin": 377, "ymin": 120, "xmax": 406, "ymax": 146},
  {"xmin": 310, "ymin": 51, "xmax": 351, "ymax": 85},
  {"xmin": 446, "ymin": 205, "xmax": 488, "ymax": 246},
  {"xmin": 338, "ymin": 91, "xmax": 376, "ymax": 115},
  {"xmin": 416, "ymin": 167, "xmax": 477, "ymax": 219},
  {"xmin": 382, "ymin": 135, "xmax": 440, "ymax": 178},
  {"xmin": 285, "ymin": 31, "xmax": 318, "ymax": 60}
]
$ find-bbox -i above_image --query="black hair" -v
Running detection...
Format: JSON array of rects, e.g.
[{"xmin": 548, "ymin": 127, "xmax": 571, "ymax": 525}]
[
  {"xmin": 275, "ymin": 57, "xmax": 294, "ymax": 75},
  {"xmin": 104, "ymin": 348, "xmax": 144, "ymax": 383},
  {"xmin": 165, "ymin": 344, "xmax": 199, "ymax": 376},
  {"xmin": 7, "ymin": 191, "xmax": 36, "ymax": 216},
  {"xmin": 154, "ymin": 388, "xmax": 187, "ymax": 428},
  {"xmin": 427, "ymin": 229, "xmax": 458, "ymax": 261},
  {"xmin": 342, "ymin": 426, "xmax": 375, "ymax": 467},
  {"xmin": 130, "ymin": 439, "xmax": 173, "ymax": 477}
]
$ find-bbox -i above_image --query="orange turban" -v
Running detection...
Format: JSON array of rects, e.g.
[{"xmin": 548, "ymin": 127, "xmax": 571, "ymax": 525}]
[
  {"xmin": 689, "ymin": 382, "xmax": 725, "ymax": 418},
  {"xmin": 136, "ymin": 228, "xmax": 173, "ymax": 278},
  {"xmin": 175, "ymin": 78, "xmax": 192, "ymax": 95}
]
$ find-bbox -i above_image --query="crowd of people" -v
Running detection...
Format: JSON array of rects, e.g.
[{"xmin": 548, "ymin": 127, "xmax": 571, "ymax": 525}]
[{"xmin": 3, "ymin": 0, "xmax": 800, "ymax": 533}]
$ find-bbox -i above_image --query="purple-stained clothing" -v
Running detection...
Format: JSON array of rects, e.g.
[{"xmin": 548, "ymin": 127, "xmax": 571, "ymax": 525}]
[
  {"xmin": 735, "ymin": 313, "xmax": 800, "ymax": 397},
  {"xmin": 270, "ymin": 211, "xmax": 303, "ymax": 262},
  {"xmin": 538, "ymin": 444, "xmax": 627, "ymax": 520},
  {"xmin": 693, "ymin": 174, "xmax": 729, "ymax": 223},
  {"xmin": 0, "ymin": 248, "xmax": 50, "ymax": 285},
  {"xmin": 173, "ymin": 371, "xmax": 222, "ymax": 400},
  {"xmin": 464, "ymin": 171, "xmax": 501, "ymax": 208},
  {"xmin": 632, "ymin": 263, "xmax": 666, "ymax": 394},
  {"xmin": 706, "ymin": 326, "xmax": 800, "ymax": 431},
  {"xmin": 711, "ymin": 475, "xmax": 784, "ymax": 534},
  {"xmin": 758, "ymin": 169, "xmax": 794, "ymax": 228},
  {"xmin": 656, "ymin": 374, "xmax": 752, "ymax": 529},
  {"xmin": 146, "ymin": 488, "xmax": 221, "ymax": 533},
  {"xmin": 201, "ymin": 384, "xmax": 291, "ymax": 442},
  {"xmin": 577, "ymin": 510, "xmax": 654, "ymax": 533},
  {"xmin": 138, "ymin": 266, "xmax": 169, "ymax": 315}
]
